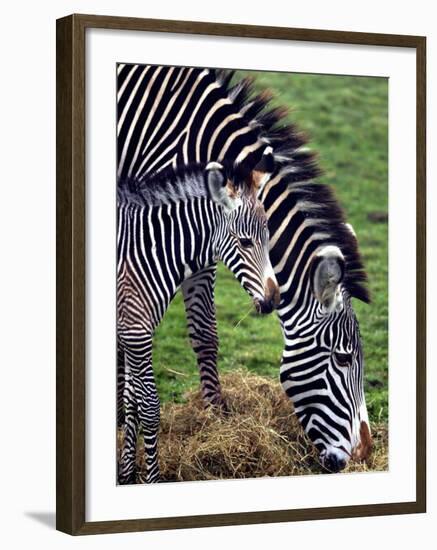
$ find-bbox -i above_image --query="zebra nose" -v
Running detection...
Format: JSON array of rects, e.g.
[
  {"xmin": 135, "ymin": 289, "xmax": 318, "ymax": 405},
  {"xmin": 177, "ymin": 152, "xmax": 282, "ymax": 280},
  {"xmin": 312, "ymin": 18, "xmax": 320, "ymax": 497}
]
[
  {"xmin": 323, "ymin": 453, "xmax": 347, "ymax": 473},
  {"xmin": 254, "ymin": 298, "xmax": 275, "ymax": 315},
  {"xmin": 265, "ymin": 277, "xmax": 280, "ymax": 307}
]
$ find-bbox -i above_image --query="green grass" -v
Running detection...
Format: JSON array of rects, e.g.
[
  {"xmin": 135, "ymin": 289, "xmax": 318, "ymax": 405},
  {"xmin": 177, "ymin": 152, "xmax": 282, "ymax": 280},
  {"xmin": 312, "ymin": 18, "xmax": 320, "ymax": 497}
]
[{"xmin": 153, "ymin": 71, "xmax": 388, "ymax": 423}]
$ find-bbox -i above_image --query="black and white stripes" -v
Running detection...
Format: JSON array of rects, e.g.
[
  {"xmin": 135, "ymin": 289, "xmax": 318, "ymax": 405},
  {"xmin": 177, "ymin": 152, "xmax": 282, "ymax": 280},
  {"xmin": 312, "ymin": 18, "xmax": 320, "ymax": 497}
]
[
  {"xmin": 117, "ymin": 65, "xmax": 268, "ymax": 182},
  {"xmin": 259, "ymin": 172, "xmax": 372, "ymax": 471},
  {"xmin": 116, "ymin": 63, "xmax": 373, "ymax": 477},
  {"xmin": 117, "ymin": 164, "xmax": 278, "ymax": 483}
]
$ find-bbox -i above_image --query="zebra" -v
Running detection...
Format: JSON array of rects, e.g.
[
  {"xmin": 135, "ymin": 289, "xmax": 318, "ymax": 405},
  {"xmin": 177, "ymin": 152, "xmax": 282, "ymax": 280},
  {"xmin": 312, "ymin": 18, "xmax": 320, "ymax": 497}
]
[
  {"xmin": 117, "ymin": 162, "xmax": 279, "ymax": 483},
  {"xmin": 117, "ymin": 63, "xmax": 373, "ymax": 473},
  {"xmin": 117, "ymin": 63, "xmax": 276, "ymax": 418},
  {"xmin": 258, "ymin": 174, "xmax": 372, "ymax": 471}
]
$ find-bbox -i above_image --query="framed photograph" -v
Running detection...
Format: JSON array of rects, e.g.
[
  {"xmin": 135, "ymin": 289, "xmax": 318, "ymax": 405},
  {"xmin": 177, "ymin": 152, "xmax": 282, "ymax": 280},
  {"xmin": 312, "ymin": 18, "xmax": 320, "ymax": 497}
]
[{"xmin": 56, "ymin": 13, "xmax": 426, "ymax": 535}]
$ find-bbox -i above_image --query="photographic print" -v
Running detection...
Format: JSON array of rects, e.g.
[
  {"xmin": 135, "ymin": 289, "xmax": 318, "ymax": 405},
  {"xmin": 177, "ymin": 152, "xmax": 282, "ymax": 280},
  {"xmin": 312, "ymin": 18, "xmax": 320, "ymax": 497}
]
[
  {"xmin": 115, "ymin": 64, "xmax": 388, "ymax": 485},
  {"xmin": 56, "ymin": 14, "xmax": 425, "ymax": 533}
]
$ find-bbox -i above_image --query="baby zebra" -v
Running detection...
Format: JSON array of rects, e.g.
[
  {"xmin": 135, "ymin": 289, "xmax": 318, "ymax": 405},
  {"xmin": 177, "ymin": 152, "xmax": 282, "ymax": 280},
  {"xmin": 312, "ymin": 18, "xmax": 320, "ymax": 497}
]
[{"xmin": 117, "ymin": 162, "xmax": 279, "ymax": 483}]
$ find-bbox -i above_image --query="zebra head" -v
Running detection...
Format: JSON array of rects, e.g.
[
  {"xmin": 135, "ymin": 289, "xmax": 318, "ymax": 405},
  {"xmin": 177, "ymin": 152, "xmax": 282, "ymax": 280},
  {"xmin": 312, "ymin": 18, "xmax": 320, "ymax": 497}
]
[
  {"xmin": 279, "ymin": 239, "xmax": 372, "ymax": 473},
  {"xmin": 206, "ymin": 162, "xmax": 279, "ymax": 315}
]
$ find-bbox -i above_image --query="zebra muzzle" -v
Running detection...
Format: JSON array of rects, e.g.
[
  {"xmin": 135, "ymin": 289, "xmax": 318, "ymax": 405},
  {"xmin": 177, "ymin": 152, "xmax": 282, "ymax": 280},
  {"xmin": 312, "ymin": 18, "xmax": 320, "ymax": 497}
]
[
  {"xmin": 254, "ymin": 278, "xmax": 280, "ymax": 314},
  {"xmin": 254, "ymin": 299, "xmax": 274, "ymax": 314},
  {"xmin": 352, "ymin": 421, "xmax": 373, "ymax": 461},
  {"xmin": 266, "ymin": 277, "xmax": 280, "ymax": 306}
]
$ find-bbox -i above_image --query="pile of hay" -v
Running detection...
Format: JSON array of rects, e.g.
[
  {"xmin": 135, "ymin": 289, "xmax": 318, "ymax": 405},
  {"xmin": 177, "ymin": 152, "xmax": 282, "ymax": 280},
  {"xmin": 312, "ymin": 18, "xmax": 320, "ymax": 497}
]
[{"xmin": 126, "ymin": 369, "xmax": 388, "ymax": 481}]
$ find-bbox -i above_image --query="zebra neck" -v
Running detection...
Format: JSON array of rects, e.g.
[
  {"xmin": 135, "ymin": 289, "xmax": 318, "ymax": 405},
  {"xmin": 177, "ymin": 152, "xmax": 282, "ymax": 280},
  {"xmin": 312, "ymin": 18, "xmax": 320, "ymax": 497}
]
[
  {"xmin": 278, "ymin": 281, "xmax": 321, "ymax": 336},
  {"xmin": 118, "ymin": 197, "xmax": 220, "ymax": 286}
]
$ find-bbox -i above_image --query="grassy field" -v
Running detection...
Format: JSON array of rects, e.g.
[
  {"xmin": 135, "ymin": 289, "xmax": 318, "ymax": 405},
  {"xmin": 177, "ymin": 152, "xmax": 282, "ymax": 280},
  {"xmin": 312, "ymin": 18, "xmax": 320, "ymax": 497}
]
[{"xmin": 153, "ymin": 70, "xmax": 388, "ymax": 424}]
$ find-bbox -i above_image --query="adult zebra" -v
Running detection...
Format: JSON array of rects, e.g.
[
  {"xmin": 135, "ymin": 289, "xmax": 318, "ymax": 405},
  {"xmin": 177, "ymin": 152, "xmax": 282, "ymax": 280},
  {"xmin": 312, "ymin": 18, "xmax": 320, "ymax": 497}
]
[
  {"xmin": 117, "ymin": 63, "xmax": 372, "ymax": 474},
  {"xmin": 117, "ymin": 162, "xmax": 278, "ymax": 483}
]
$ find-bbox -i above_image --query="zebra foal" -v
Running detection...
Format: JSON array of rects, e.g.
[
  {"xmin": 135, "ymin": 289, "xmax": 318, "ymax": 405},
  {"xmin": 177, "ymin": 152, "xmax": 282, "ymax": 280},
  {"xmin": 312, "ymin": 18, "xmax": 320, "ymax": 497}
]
[{"xmin": 117, "ymin": 162, "xmax": 279, "ymax": 483}]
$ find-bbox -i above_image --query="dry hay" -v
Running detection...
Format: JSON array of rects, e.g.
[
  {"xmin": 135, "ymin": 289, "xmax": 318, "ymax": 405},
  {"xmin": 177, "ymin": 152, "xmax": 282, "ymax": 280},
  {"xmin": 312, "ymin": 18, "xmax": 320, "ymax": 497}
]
[{"xmin": 119, "ymin": 369, "xmax": 388, "ymax": 482}]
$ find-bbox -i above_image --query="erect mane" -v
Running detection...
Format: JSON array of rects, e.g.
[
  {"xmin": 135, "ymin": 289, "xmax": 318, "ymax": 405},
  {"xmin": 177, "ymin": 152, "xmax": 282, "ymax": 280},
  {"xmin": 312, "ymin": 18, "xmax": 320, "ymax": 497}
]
[
  {"xmin": 117, "ymin": 65, "xmax": 369, "ymax": 301},
  {"xmin": 213, "ymin": 69, "xmax": 322, "ymax": 181},
  {"xmin": 117, "ymin": 164, "xmax": 209, "ymax": 207},
  {"xmin": 296, "ymin": 181, "xmax": 370, "ymax": 304},
  {"xmin": 262, "ymin": 174, "xmax": 370, "ymax": 303},
  {"xmin": 211, "ymin": 69, "xmax": 369, "ymax": 304},
  {"xmin": 117, "ymin": 162, "xmax": 250, "ymax": 208}
]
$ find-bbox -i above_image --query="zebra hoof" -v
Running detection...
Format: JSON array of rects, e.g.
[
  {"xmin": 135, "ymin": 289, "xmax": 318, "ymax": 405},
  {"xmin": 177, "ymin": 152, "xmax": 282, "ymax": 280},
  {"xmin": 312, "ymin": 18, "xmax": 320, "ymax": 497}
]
[
  {"xmin": 206, "ymin": 396, "xmax": 230, "ymax": 415},
  {"xmin": 137, "ymin": 472, "xmax": 161, "ymax": 484},
  {"xmin": 117, "ymin": 472, "xmax": 137, "ymax": 485}
]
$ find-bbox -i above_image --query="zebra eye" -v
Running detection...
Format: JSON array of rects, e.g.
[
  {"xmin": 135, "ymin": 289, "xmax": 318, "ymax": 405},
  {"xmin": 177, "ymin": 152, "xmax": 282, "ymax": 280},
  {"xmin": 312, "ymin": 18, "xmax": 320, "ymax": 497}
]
[
  {"xmin": 333, "ymin": 352, "xmax": 352, "ymax": 367},
  {"xmin": 239, "ymin": 238, "xmax": 254, "ymax": 249}
]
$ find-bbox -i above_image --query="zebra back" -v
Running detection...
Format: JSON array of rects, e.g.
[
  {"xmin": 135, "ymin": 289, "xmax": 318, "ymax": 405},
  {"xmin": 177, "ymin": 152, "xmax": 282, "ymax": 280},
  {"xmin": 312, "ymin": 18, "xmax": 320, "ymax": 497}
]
[{"xmin": 117, "ymin": 64, "xmax": 276, "ymax": 182}]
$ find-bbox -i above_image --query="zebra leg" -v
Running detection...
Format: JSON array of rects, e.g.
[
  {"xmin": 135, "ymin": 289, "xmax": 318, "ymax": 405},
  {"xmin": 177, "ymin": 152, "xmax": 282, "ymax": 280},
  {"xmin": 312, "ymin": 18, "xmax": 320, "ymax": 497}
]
[
  {"xmin": 117, "ymin": 342, "xmax": 125, "ymax": 428},
  {"xmin": 119, "ymin": 335, "xmax": 161, "ymax": 484},
  {"xmin": 181, "ymin": 266, "xmax": 225, "ymax": 409},
  {"xmin": 118, "ymin": 342, "xmax": 139, "ymax": 485},
  {"xmin": 135, "ymin": 352, "xmax": 161, "ymax": 483}
]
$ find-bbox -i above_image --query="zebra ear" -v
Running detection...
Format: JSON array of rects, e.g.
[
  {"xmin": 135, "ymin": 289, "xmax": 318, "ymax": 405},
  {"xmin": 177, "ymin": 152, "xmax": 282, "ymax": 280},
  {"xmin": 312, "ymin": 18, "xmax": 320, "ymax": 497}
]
[
  {"xmin": 254, "ymin": 146, "xmax": 275, "ymax": 173},
  {"xmin": 206, "ymin": 162, "xmax": 241, "ymax": 212},
  {"xmin": 310, "ymin": 245, "xmax": 345, "ymax": 313},
  {"xmin": 344, "ymin": 223, "xmax": 357, "ymax": 239},
  {"xmin": 251, "ymin": 146, "xmax": 275, "ymax": 197}
]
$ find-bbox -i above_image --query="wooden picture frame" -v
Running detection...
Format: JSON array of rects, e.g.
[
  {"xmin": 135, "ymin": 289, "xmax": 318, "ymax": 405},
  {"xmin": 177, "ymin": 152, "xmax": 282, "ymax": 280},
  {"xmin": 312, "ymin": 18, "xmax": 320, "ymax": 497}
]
[{"xmin": 56, "ymin": 13, "xmax": 426, "ymax": 535}]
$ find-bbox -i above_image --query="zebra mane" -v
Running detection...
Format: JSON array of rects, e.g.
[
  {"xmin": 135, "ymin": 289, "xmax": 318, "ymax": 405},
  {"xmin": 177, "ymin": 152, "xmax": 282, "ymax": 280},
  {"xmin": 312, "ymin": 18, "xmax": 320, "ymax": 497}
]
[
  {"xmin": 263, "ymin": 174, "xmax": 370, "ymax": 303},
  {"xmin": 214, "ymin": 69, "xmax": 322, "ymax": 178},
  {"xmin": 294, "ymin": 181, "xmax": 370, "ymax": 304},
  {"xmin": 216, "ymin": 70, "xmax": 369, "ymax": 303},
  {"xmin": 117, "ymin": 165, "xmax": 210, "ymax": 207},
  {"xmin": 117, "ymin": 65, "xmax": 369, "ymax": 301}
]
